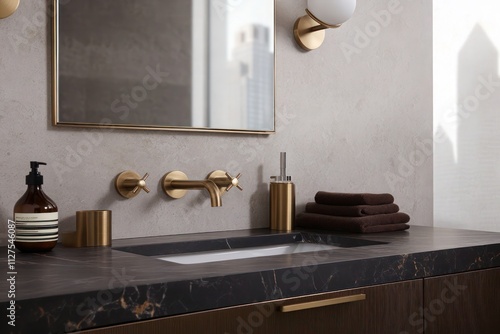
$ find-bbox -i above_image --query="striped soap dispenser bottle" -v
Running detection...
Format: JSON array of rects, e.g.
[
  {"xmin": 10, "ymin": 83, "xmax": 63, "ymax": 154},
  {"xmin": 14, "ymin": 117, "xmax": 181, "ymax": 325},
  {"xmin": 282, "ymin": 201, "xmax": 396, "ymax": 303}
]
[{"xmin": 13, "ymin": 161, "xmax": 58, "ymax": 252}]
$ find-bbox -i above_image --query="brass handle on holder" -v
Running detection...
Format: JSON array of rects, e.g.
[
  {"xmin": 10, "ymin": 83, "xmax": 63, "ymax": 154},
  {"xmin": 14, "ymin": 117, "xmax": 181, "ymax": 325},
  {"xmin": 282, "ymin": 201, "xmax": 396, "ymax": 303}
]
[
  {"xmin": 278, "ymin": 293, "xmax": 366, "ymax": 313},
  {"xmin": 115, "ymin": 171, "xmax": 150, "ymax": 199}
]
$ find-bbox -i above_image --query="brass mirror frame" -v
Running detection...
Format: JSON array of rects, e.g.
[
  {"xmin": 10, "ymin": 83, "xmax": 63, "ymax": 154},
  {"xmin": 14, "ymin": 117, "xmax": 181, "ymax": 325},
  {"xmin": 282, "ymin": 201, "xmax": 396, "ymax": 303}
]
[{"xmin": 51, "ymin": 0, "xmax": 276, "ymax": 135}]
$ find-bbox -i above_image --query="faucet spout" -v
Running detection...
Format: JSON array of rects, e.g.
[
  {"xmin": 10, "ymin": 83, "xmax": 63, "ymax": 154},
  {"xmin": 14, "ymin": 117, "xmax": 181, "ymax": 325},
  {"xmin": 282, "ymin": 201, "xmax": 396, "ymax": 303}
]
[
  {"xmin": 162, "ymin": 171, "xmax": 223, "ymax": 207},
  {"xmin": 170, "ymin": 179, "xmax": 222, "ymax": 207}
]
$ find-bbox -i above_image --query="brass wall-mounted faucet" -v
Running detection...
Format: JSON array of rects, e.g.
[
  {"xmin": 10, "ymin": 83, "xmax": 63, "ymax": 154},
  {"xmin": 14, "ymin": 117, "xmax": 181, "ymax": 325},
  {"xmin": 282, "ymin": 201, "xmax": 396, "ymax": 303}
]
[{"xmin": 162, "ymin": 170, "xmax": 242, "ymax": 207}]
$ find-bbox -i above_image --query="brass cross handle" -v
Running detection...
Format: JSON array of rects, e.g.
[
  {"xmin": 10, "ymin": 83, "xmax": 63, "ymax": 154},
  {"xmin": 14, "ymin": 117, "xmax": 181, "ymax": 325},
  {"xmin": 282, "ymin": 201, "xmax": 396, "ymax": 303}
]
[
  {"xmin": 131, "ymin": 173, "xmax": 151, "ymax": 194},
  {"xmin": 207, "ymin": 170, "xmax": 243, "ymax": 195},
  {"xmin": 225, "ymin": 172, "xmax": 243, "ymax": 192},
  {"xmin": 115, "ymin": 171, "xmax": 151, "ymax": 199}
]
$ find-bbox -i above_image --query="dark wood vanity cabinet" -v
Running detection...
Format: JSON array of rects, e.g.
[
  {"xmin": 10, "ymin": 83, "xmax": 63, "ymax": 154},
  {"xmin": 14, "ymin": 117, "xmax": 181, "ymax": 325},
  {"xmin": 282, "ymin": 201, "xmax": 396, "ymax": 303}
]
[
  {"xmin": 80, "ymin": 267, "xmax": 500, "ymax": 334},
  {"xmin": 423, "ymin": 267, "xmax": 500, "ymax": 334},
  {"xmin": 81, "ymin": 279, "xmax": 423, "ymax": 334}
]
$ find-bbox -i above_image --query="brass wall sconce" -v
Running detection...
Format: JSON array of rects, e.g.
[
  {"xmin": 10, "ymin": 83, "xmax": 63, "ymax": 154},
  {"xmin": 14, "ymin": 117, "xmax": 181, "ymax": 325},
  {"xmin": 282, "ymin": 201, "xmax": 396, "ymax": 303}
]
[
  {"xmin": 0, "ymin": 0, "xmax": 20, "ymax": 19},
  {"xmin": 293, "ymin": 0, "xmax": 357, "ymax": 51}
]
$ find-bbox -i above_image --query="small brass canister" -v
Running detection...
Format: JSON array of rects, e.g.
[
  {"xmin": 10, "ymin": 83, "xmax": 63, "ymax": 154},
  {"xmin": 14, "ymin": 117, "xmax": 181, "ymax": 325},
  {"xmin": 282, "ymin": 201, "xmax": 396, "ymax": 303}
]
[
  {"xmin": 76, "ymin": 210, "xmax": 112, "ymax": 247},
  {"xmin": 270, "ymin": 182, "xmax": 295, "ymax": 231},
  {"xmin": 62, "ymin": 210, "xmax": 111, "ymax": 247}
]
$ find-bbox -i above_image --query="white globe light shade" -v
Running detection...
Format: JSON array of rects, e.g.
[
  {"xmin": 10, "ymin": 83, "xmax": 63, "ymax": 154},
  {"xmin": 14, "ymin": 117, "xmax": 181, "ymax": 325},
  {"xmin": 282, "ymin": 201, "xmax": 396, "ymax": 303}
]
[{"xmin": 307, "ymin": 0, "xmax": 357, "ymax": 25}]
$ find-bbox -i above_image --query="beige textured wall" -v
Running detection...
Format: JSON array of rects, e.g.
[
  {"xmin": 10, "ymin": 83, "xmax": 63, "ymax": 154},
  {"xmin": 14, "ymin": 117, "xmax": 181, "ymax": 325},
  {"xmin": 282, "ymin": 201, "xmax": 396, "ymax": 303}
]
[{"xmin": 0, "ymin": 0, "xmax": 433, "ymax": 244}]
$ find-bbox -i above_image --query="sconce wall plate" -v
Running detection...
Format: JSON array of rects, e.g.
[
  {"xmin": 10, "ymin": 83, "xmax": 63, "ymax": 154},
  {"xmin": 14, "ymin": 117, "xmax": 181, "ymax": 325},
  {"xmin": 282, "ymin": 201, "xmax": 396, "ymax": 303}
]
[
  {"xmin": 294, "ymin": 0, "xmax": 356, "ymax": 51},
  {"xmin": 0, "ymin": 0, "xmax": 20, "ymax": 19},
  {"xmin": 294, "ymin": 14, "xmax": 327, "ymax": 51}
]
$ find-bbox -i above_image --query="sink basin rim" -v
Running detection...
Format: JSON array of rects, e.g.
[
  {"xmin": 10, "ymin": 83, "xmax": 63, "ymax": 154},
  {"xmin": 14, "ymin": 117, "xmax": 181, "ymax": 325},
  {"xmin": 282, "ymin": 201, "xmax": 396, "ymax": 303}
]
[
  {"xmin": 113, "ymin": 231, "xmax": 388, "ymax": 265},
  {"xmin": 155, "ymin": 242, "xmax": 342, "ymax": 264}
]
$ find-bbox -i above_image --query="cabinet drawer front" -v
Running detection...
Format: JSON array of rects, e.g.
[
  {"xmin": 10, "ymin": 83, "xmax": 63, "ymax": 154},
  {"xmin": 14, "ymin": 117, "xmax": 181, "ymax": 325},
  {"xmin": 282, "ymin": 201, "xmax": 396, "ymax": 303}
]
[
  {"xmin": 423, "ymin": 267, "xmax": 500, "ymax": 334},
  {"xmin": 81, "ymin": 279, "xmax": 423, "ymax": 334}
]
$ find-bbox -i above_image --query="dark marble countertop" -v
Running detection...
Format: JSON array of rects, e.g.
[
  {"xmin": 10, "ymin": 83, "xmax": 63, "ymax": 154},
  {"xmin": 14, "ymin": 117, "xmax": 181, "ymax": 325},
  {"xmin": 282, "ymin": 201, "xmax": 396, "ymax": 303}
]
[{"xmin": 1, "ymin": 225, "xmax": 500, "ymax": 333}]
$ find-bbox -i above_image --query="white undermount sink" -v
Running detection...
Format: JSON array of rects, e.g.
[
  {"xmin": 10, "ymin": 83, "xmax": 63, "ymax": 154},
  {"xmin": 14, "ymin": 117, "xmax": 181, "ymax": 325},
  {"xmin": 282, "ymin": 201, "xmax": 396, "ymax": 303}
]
[
  {"xmin": 113, "ymin": 232, "xmax": 387, "ymax": 265},
  {"xmin": 156, "ymin": 243, "xmax": 341, "ymax": 264}
]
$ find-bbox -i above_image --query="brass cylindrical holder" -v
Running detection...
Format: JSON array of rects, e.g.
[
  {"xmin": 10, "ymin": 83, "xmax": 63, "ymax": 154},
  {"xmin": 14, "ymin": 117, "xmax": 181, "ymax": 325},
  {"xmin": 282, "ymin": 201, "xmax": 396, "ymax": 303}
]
[
  {"xmin": 270, "ymin": 182, "xmax": 295, "ymax": 231},
  {"xmin": 76, "ymin": 210, "xmax": 112, "ymax": 247},
  {"xmin": 61, "ymin": 210, "xmax": 112, "ymax": 247}
]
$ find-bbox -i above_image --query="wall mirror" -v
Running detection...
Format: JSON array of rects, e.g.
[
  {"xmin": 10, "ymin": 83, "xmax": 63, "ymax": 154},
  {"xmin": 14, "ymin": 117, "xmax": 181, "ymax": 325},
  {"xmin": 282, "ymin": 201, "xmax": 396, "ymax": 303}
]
[{"xmin": 52, "ymin": 0, "xmax": 275, "ymax": 134}]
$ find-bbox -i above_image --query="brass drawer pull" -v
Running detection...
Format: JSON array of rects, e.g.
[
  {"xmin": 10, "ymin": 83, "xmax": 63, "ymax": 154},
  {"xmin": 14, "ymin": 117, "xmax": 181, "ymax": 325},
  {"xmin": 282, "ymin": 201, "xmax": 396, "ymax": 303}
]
[{"xmin": 279, "ymin": 293, "xmax": 366, "ymax": 313}]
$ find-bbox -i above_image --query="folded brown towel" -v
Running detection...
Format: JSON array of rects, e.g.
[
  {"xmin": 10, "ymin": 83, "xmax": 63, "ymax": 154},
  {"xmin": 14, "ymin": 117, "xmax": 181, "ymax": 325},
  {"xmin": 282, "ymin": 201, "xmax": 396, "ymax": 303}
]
[
  {"xmin": 295, "ymin": 212, "xmax": 410, "ymax": 233},
  {"xmin": 305, "ymin": 202, "xmax": 400, "ymax": 217},
  {"xmin": 355, "ymin": 223, "xmax": 410, "ymax": 233},
  {"xmin": 315, "ymin": 191, "xmax": 394, "ymax": 206}
]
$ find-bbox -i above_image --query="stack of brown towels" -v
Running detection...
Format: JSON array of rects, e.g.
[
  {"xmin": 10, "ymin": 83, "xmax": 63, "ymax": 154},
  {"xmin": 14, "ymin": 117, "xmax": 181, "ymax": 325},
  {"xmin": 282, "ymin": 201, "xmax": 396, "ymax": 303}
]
[{"xmin": 296, "ymin": 191, "xmax": 410, "ymax": 233}]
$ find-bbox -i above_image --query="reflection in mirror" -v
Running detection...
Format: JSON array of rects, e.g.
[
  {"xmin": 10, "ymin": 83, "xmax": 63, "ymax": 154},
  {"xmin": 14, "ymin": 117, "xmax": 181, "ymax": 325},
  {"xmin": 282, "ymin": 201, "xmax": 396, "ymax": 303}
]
[{"xmin": 53, "ymin": 0, "xmax": 275, "ymax": 133}]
